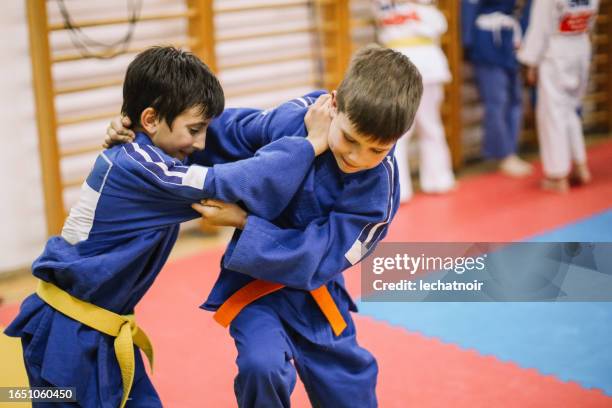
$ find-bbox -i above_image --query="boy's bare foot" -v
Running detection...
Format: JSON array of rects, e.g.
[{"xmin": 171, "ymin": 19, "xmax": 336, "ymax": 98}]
[
  {"xmin": 541, "ymin": 177, "xmax": 569, "ymax": 193},
  {"xmin": 570, "ymin": 163, "xmax": 591, "ymax": 185},
  {"xmin": 499, "ymin": 155, "xmax": 533, "ymax": 177}
]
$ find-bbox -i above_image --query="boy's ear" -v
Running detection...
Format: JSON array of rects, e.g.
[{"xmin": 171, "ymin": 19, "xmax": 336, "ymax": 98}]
[
  {"xmin": 330, "ymin": 90, "xmax": 338, "ymax": 114},
  {"xmin": 140, "ymin": 107, "xmax": 159, "ymax": 135}
]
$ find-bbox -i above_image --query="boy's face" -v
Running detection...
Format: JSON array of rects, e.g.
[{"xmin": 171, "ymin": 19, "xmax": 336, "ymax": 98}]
[
  {"xmin": 148, "ymin": 106, "xmax": 210, "ymax": 161},
  {"xmin": 327, "ymin": 93, "xmax": 395, "ymax": 174}
]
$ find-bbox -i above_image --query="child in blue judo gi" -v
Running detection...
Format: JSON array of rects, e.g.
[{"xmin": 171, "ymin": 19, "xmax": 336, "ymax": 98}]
[
  {"xmin": 109, "ymin": 44, "xmax": 424, "ymax": 407},
  {"xmin": 4, "ymin": 46, "xmax": 333, "ymax": 408},
  {"xmin": 461, "ymin": 0, "xmax": 533, "ymax": 177}
]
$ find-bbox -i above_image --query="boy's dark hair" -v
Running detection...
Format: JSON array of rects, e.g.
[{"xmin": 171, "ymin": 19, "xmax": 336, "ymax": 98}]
[
  {"xmin": 121, "ymin": 46, "xmax": 224, "ymax": 129},
  {"xmin": 336, "ymin": 44, "xmax": 423, "ymax": 143}
]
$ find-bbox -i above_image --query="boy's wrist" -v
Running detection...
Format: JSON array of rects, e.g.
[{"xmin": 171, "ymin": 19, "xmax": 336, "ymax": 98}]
[
  {"xmin": 233, "ymin": 212, "xmax": 249, "ymax": 230},
  {"xmin": 306, "ymin": 135, "xmax": 326, "ymax": 156},
  {"xmin": 238, "ymin": 216, "xmax": 247, "ymax": 230}
]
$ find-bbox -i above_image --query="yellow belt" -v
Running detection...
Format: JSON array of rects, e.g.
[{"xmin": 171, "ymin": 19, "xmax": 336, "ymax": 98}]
[
  {"xmin": 36, "ymin": 280, "xmax": 154, "ymax": 408},
  {"xmin": 385, "ymin": 37, "xmax": 435, "ymax": 48}
]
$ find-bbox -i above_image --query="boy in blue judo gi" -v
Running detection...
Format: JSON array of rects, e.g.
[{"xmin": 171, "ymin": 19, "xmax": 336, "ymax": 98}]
[
  {"xmin": 109, "ymin": 44, "xmax": 424, "ymax": 407},
  {"xmin": 461, "ymin": 0, "xmax": 533, "ymax": 176},
  {"xmin": 4, "ymin": 46, "xmax": 333, "ymax": 408}
]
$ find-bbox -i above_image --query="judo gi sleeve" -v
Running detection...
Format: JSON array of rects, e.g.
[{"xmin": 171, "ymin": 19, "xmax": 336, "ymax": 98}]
[
  {"xmin": 189, "ymin": 100, "xmax": 314, "ymax": 166},
  {"xmin": 413, "ymin": 6, "xmax": 448, "ymax": 38},
  {"xmin": 120, "ymin": 135, "xmax": 314, "ymax": 219},
  {"xmin": 461, "ymin": 0, "xmax": 480, "ymax": 49},
  {"xmin": 190, "ymin": 108, "xmax": 275, "ymax": 165},
  {"xmin": 190, "ymin": 90, "xmax": 327, "ymax": 165},
  {"xmin": 517, "ymin": 0, "xmax": 553, "ymax": 66},
  {"xmin": 224, "ymin": 159, "xmax": 398, "ymax": 291}
]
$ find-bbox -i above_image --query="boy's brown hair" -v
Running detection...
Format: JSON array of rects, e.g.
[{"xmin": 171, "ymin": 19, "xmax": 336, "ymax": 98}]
[{"xmin": 336, "ymin": 44, "xmax": 423, "ymax": 143}]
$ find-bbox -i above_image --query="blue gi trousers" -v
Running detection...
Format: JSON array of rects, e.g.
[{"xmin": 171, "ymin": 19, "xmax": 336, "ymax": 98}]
[
  {"xmin": 22, "ymin": 345, "xmax": 161, "ymax": 408},
  {"xmin": 473, "ymin": 63, "xmax": 523, "ymax": 159},
  {"xmin": 229, "ymin": 302, "xmax": 378, "ymax": 408}
]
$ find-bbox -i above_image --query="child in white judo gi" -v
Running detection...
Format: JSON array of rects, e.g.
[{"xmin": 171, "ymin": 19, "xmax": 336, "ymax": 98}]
[
  {"xmin": 518, "ymin": 0, "xmax": 599, "ymax": 192},
  {"xmin": 374, "ymin": 0, "xmax": 456, "ymax": 202}
]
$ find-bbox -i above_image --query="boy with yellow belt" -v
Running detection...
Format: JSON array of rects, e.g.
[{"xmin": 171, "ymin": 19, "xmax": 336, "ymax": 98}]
[{"xmin": 5, "ymin": 46, "xmax": 332, "ymax": 407}]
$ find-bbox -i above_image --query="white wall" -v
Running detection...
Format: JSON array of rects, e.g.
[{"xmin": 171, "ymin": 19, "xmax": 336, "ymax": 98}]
[
  {"xmin": 0, "ymin": 0, "xmax": 320, "ymax": 273},
  {"xmin": 0, "ymin": 1, "xmax": 46, "ymax": 272}
]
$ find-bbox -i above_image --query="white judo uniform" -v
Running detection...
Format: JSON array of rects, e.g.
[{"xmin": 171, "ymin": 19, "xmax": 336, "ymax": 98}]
[
  {"xmin": 518, "ymin": 0, "xmax": 599, "ymax": 179},
  {"xmin": 374, "ymin": 0, "xmax": 455, "ymax": 201}
]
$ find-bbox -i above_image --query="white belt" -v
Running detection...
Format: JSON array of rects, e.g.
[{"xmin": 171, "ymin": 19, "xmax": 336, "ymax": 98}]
[{"xmin": 476, "ymin": 12, "xmax": 522, "ymax": 47}]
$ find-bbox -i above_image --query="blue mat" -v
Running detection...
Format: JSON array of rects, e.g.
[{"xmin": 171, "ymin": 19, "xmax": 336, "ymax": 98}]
[
  {"xmin": 358, "ymin": 209, "xmax": 612, "ymax": 395},
  {"xmin": 528, "ymin": 209, "xmax": 612, "ymax": 243}
]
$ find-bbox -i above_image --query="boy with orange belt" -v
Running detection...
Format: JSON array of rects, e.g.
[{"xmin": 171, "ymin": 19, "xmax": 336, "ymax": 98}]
[{"xmin": 193, "ymin": 46, "xmax": 423, "ymax": 407}]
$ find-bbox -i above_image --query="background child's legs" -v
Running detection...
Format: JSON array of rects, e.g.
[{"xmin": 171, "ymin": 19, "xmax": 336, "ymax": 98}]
[
  {"xmin": 537, "ymin": 58, "xmax": 577, "ymax": 179},
  {"xmin": 473, "ymin": 63, "xmax": 518, "ymax": 160},
  {"xmin": 394, "ymin": 126, "xmax": 415, "ymax": 203},
  {"xmin": 416, "ymin": 83, "xmax": 455, "ymax": 193},
  {"xmin": 230, "ymin": 304, "xmax": 297, "ymax": 408},
  {"xmin": 568, "ymin": 106, "xmax": 587, "ymax": 167},
  {"xmin": 568, "ymin": 55, "xmax": 591, "ymax": 168},
  {"xmin": 505, "ymin": 68, "xmax": 523, "ymax": 158}
]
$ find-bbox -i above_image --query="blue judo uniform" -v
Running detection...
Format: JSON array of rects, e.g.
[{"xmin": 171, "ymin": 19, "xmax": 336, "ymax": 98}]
[
  {"xmin": 191, "ymin": 91, "xmax": 401, "ymax": 408},
  {"xmin": 4, "ymin": 132, "xmax": 317, "ymax": 407},
  {"xmin": 461, "ymin": 0, "xmax": 526, "ymax": 159}
]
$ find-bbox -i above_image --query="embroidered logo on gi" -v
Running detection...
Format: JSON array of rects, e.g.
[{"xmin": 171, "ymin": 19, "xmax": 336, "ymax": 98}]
[
  {"xmin": 382, "ymin": 11, "xmax": 421, "ymax": 26},
  {"xmin": 559, "ymin": 11, "xmax": 593, "ymax": 33}
]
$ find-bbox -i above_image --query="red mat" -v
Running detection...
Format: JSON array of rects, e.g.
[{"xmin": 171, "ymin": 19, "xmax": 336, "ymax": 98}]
[
  {"xmin": 341, "ymin": 139, "xmax": 612, "ymax": 297},
  {"xmin": 357, "ymin": 316, "xmax": 612, "ymax": 407},
  {"xmin": 386, "ymin": 139, "xmax": 612, "ymax": 242},
  {"xmin": 6, "ymin": 248, "xmax": 609, "ymax": 406},
  {"xmin": 139, "ymin": 246, "xmax": 611, "ymax": 407},
  {"xmin": 0, "ymin": 303, "xmax": 19, "ymax": 326}
]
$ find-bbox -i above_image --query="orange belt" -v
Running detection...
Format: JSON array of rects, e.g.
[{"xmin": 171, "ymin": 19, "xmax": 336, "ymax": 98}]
[{"xmin": 214, "ymin": 280, "xmax": 347, "ymax": 336}]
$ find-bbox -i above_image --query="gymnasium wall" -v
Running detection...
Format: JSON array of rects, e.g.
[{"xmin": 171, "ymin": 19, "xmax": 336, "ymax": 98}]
[
  {"xmin": 0, "ymin": 0, "xmax": 320, "ymax": 274},
  {"xmin": 0, "ymin": 2, "xmax": 46, "ymax": 272},
  {"xmin": 1, "ymin": 0, "xmax": 610, "ymax": 274}
]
